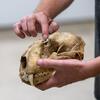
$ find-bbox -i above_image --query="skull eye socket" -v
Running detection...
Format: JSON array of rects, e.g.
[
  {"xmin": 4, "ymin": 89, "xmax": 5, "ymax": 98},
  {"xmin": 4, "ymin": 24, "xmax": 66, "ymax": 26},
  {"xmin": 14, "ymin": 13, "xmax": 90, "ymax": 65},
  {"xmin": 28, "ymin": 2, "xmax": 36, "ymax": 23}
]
[{"xmin": 21, "ymin": 56, "xmax": 26, "ymax": 69}]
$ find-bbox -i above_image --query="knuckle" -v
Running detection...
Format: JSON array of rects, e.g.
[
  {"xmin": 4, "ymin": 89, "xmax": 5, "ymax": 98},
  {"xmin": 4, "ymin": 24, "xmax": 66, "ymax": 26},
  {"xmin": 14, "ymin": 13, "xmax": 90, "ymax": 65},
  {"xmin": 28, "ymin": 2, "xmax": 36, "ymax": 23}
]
[
  {"xmin": 51, "ymin": 22, "xmax": 59, "ymax": 29},
  {"xmin": 31, "ymin": 15, "xmax": 35, "ymax": 19},
  {"xmin": 21, "ymin": 16, "xmax": 27, "ymax": 21},
  {"xmin": 23, "ymin": 16, "xmax": 28, "ymax": 19},
  {"xmin": 29, "ymin": 27, "xmax": 35, "ymax": 32},
  {"xmin": 27, "ymin": 16, "xmax": 33, "ymax": 22},
  {"xmin": 20, "ymin": 17, "xmax": 27, "ymax": 23},
  {"xmin": 35, "ymin": 12, "xmax": 45, "ymax": 18},
  {"xmin": 39, "ymin": 12, "xmax": 44, "ymax": 16},
  {"xmin": 20, "ymin": 18, "xmax": 24, "ymax": 23}
]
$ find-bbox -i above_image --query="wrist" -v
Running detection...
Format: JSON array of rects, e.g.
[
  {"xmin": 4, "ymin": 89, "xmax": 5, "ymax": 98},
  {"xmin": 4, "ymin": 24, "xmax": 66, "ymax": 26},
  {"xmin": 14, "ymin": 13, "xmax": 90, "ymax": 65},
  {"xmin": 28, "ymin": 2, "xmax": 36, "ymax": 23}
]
[
  {"xmin": 82, "ymin": 61, "xmax": 93, "ymax": 79},
  {"xmin": 82, "ymin": 57, "xmax": 100, "ymax": 78},
  {"xmin": 79, "ymin": 61, "xmax": 92, "ymax": 80},
  {"xmin": 34, "ymin": 10, "xmax": 51, "ymax": 18},
  {"xmin": 33, "ymin": 11, "xmax": 53, "ymax": 23}
]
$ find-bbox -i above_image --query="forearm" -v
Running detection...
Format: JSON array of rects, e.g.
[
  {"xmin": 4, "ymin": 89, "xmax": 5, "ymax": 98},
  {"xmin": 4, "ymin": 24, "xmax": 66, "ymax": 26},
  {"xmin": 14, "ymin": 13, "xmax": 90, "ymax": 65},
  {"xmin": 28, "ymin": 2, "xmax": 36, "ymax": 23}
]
[
  {"xmin": 35, "ymin": 0, "xmax": 74, "ymax": 18},
  {"xmin": 85, "ymin": 56, "xmax": 100, "ymax": 77}
]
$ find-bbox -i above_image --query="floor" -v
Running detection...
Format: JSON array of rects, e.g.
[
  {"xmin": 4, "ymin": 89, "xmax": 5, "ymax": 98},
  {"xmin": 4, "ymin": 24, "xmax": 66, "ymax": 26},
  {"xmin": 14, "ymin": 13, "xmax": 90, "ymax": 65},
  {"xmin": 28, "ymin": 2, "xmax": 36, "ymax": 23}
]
[{"xmin": 0, "ymin": 21, "xmax": 96, "ymax": 100}]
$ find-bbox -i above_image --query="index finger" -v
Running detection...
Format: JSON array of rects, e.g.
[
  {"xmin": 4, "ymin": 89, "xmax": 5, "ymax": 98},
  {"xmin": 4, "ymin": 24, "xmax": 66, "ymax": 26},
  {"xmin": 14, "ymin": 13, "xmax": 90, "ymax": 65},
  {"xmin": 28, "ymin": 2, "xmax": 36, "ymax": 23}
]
[{"xmin": 35, "ymin": 13, "xmax": 49, "ymax": 40}]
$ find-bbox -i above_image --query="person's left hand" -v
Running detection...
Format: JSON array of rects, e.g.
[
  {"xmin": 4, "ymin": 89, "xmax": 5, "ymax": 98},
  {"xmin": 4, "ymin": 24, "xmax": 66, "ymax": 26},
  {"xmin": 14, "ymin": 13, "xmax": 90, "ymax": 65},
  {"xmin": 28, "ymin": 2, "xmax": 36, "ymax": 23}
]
[{"xmin": 36, "ymin": 59, "xmax": 89, "ymax": 90}]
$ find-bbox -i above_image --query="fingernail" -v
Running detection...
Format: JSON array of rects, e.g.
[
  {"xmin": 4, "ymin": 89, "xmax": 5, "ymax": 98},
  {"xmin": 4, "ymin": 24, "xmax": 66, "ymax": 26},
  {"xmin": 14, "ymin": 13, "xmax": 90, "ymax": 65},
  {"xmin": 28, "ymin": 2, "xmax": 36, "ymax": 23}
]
[
  {"xmin": 43, "ymin": 35, "xmax": 48, "ymax": 40},
  {"xmin": 37, "ymin": 59, "xmax": 43, "ymax": 66}
]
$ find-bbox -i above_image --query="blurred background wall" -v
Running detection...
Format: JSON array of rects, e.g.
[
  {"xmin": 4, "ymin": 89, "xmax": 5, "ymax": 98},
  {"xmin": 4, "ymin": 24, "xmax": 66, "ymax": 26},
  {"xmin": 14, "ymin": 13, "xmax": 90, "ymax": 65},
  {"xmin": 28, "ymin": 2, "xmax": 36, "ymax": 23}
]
[
  {"xmin": 0, "ymin": 0, "xmax": 95, "ymax": 100},
  {"xmin": 0, "ymin": 0, "xmax": 94, "ymax": 27}
]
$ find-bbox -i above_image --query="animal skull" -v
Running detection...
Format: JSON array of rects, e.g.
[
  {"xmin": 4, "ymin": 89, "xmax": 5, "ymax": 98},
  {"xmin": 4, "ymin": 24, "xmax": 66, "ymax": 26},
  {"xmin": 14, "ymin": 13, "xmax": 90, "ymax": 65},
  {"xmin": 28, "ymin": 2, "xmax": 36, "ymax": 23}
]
[{"xmin": 19, "ymin": 32, "xmax": 85, "ymax": 86}]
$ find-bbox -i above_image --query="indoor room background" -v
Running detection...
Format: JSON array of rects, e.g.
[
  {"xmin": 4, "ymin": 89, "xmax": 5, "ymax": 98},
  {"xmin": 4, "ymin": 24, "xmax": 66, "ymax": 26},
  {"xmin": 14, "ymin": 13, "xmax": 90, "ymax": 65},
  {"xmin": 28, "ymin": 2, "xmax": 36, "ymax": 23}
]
[{"xmin": 0, "ymin": 0, "xmax": 95, "ymax": 100}]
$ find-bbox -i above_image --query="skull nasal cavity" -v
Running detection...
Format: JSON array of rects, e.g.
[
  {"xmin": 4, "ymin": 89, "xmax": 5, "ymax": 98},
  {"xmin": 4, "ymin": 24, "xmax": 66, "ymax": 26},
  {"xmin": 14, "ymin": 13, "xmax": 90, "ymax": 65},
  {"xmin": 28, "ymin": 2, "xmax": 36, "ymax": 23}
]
[{"xmin": 21, "ymin": 56, "xmax": 27, "ymax": 68}]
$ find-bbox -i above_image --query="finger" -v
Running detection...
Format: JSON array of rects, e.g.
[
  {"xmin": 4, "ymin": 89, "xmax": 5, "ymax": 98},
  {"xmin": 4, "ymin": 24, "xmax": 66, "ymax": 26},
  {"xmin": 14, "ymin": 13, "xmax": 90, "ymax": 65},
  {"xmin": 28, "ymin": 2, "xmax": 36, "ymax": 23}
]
[
  {"xmin": 13, "ymin": 22, "xmax": 25, "ymax": 38},
  {"xmin": 36, "ymin": 76, "xmax": 57, "ymax": 91},
  {"xmin": 36, "ymin": 13, "xmax": 49, "ymax": 40},
  {"xmin": 37, "ymin": 59, "xmax": 64, "ymax": 70},
  {"xmin": 49, "ymin": 21, "xmax": 59, "ymax": 34},
  {"xmin": 20, "ymin": 17, "xmax": 31, "ymax": 37},
  {"xmin": 27, "ymin": 16, "xmax": 37, "ymax": 37},
  {"xmin": 37, "ymin": 59, "xmax": 81, "ymax": 69}
]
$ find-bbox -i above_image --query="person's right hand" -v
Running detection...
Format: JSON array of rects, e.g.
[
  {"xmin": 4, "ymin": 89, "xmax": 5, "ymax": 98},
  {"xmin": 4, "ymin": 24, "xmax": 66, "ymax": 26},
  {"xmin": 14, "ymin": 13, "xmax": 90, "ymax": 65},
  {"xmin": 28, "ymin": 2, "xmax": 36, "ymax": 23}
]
[{"xmin": 13, "ymin": 12, "xmax": 59, "ymax": 39}]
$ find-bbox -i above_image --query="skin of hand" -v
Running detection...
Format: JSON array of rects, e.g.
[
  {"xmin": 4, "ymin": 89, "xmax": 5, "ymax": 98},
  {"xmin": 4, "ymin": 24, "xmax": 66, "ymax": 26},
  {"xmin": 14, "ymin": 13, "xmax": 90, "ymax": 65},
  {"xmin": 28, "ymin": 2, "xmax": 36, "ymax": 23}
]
[
  {"xmin": 13, "ymin": 0, "xmax": 73, "ymax": 39},
  {"xmin": 36, "ymin": 0, "xmax": 74, "ymax": 19},
  {"xmin": 13, "ymin": 12, "xmax": 59, "ymax": 39},
  {"xmin": 36, "ymin": 57, "xmax": 100, "ymax": 91}
]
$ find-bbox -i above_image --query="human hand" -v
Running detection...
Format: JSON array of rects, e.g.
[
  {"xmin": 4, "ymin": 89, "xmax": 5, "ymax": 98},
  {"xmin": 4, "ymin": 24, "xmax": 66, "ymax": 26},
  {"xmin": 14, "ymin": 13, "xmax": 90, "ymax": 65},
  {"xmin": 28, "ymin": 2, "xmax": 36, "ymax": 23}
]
[
  {"xmin": 37, "ymin": 59, "xmax": 89, "ymax": 90},
  {"xmin": 13, "ymin": 12, "xmax": 59, "ymax": 39}
]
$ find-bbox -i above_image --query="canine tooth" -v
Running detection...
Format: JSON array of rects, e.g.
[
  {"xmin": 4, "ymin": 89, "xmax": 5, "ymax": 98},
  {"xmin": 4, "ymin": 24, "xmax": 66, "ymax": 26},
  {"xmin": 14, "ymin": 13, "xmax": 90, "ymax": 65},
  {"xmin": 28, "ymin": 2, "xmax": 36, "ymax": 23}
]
[
  {"xmin": 22, "ymin": 73, "xmax": 29, "ymax": 82},
  {"xmin": 28, "ymin": 74, "xmax": 34, "ymax": 86}
]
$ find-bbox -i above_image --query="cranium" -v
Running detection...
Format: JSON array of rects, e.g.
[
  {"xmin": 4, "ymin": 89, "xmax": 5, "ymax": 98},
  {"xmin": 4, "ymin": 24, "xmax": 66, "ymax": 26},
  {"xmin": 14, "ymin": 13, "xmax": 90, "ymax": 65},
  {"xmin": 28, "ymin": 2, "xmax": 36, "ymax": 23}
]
[{"xmin": 19, "ymin": 32, "xmax": 85, "ymax": 86}]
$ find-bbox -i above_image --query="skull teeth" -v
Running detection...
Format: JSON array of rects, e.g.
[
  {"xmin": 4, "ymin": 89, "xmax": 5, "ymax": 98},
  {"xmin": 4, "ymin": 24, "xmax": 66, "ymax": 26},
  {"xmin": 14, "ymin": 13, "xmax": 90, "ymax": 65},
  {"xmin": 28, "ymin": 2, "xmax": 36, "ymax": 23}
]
[
  {"xmin": 28, "ymin": 74, "xmax": 34, "ymax": 86},
  {"xmin": 22, "ymin": 72, "xmax": 29, "ymax": 82}
]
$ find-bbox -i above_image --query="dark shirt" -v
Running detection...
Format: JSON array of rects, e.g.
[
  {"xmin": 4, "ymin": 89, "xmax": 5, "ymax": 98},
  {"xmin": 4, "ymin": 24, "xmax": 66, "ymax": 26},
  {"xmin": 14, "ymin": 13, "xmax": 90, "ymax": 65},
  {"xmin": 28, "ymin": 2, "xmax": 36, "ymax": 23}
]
[{"xmin": 95, "ymin": 0, "xmax": 100, "ymax": 99}]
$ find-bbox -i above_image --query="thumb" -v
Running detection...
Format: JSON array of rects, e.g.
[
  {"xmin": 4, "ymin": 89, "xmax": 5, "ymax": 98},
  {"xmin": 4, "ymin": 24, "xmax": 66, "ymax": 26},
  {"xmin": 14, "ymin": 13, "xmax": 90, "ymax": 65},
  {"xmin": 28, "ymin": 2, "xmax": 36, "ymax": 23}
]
[
  {"xmin": 37, "ymin": 59, "xmax": 60, "ymax": 70},
  {"xmin": 49, "ymin": 21, "xmax": 59, "ymax": 34}
]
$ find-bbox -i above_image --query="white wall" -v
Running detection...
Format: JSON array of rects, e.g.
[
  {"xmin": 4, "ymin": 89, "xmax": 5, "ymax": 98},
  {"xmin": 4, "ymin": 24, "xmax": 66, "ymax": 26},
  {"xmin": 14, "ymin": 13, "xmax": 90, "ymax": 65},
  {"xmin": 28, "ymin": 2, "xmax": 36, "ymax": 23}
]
[{"xmin": 0, "ymin": 0, "xmax": 94, "ymax": 26}]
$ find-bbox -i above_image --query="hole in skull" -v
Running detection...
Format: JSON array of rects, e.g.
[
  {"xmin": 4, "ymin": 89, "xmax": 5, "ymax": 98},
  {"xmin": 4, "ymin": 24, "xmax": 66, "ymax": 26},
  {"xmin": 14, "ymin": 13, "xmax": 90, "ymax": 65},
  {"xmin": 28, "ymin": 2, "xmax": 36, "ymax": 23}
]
[
  {"xmin": 21, "ymin": 56, "xmax": 27, "ymax": 68},
  {"xmin": 75, "ymin": 53, "xmax": 81, "ymax": 60}
]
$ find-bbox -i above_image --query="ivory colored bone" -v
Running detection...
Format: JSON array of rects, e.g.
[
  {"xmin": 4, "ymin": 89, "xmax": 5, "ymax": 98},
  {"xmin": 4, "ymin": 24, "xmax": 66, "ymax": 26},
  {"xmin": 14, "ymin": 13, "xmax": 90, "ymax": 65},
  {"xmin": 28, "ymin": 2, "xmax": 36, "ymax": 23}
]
[{"xmin": 19, "ymin": 32, "xmax": 85, "ymax": 86}]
